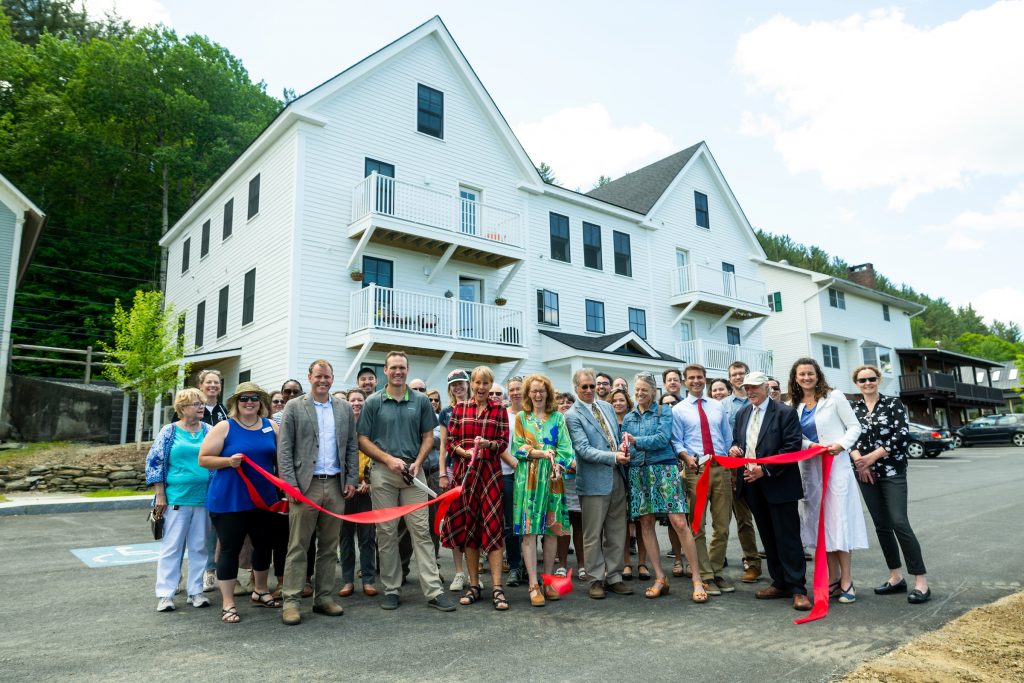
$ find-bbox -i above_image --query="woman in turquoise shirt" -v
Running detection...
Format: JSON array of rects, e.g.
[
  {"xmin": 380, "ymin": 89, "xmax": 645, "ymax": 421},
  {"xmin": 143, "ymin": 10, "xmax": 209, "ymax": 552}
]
[{"xmin": 621, "ymin": 372, "xmax": 706, "ymax": 603}]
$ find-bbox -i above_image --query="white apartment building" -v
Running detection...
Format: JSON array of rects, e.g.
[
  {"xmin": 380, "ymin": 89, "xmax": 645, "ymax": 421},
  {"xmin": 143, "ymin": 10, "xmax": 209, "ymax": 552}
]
[
  {"xmin": 758, "ymin": 261, "xmax": 926, "ymax": 396},
  {"xmin": 159, "ymin": 17, "xmax": 774, "ymax": 395}
]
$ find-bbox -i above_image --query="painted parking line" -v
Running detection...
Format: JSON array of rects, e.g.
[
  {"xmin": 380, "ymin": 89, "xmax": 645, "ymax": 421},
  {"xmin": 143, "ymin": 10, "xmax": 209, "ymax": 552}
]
[{"xmin": 71, "ymin": 543, "xmax": 162, "ymax": 568}]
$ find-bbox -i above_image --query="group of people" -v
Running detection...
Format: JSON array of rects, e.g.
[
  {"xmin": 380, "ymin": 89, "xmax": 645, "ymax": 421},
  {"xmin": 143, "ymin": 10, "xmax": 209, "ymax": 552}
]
[{"xmin": 146, "ymin": 352, "xmax": 932, "ymax": 625}]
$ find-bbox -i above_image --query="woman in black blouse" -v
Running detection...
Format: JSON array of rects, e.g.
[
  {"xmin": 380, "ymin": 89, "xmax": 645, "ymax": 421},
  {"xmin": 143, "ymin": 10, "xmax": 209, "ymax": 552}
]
[{"xmin": 850, "ymin": 365, "xmax": 931, "ymax": 604}]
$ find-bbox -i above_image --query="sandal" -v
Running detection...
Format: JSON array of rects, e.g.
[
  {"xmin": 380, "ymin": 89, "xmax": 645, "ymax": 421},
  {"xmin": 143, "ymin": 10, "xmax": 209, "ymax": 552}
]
[
  {"xmin": 459, "ymin": 584, "xmax": 482, "ymax": 605},
  {"xmin": 692, "ymin": 582, "xmax": 708, "ymax": 603},
  {"xmin": 645, "ymin": 578, "xmax": 670, "ymax": 599},
  {"xmin": 829, "ymin": 581, "xmax": 841, "ymax": 600},
  {"xmin": 638, "ymin": 564, "xmax": 651, "ymax": 581},
  {"xmin": 529, "ymin": 583, "xmax": 545, "ymax": 607},
  {"xmin": 220, "ymin": 606, "xmax": 240, "ymax": 623},
  {"xmin": 672, "ymin": 560, "xmax": 684, "ymax": 577},
  {"xmin": 622, "ymin": 566, "xmax": 633, "ymax": 581},
  {"xmin": 492, "ymin": 586, "xmax": 509, "ymax": 611},
  {"xmin": 250, "ymin": 591, "xmax": 282, "ymax": 608}
]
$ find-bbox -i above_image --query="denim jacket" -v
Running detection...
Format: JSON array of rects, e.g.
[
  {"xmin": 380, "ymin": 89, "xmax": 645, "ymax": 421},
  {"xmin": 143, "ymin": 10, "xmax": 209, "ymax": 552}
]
[
  {"xmin": 621, "ymin": 403, "xmax": 675, "ymax": 467},
  {"xmin": 145, "ymin": 422, "xmax": 213, "ymax": 485}
]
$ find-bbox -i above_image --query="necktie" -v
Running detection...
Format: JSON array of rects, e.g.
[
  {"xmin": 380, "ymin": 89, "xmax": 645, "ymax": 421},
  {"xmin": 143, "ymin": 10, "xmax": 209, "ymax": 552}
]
[
  {"xmin": 695, "ymin": 398, "xmax": 715, "ymax": 456},
  {"xmin": 591, "ymin": 403, "xmax": 615, "ymax": 449},
  {"xmin": 745, "ymin": 407, "xmax": 761, "ymax": 461}
]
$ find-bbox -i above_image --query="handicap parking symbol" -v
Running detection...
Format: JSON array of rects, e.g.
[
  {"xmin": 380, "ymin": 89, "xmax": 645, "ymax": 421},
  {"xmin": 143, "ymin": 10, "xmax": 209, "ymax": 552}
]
[{"xmin": 71, "ymin": 543, "xmax": 162, "ymax": 568}]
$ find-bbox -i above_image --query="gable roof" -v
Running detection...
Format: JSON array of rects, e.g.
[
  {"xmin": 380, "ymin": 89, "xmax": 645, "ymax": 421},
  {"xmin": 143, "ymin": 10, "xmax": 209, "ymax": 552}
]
[
  {"xmin": 539, "ymin": 330, "xmax": 681, "ymax": 362},
  {"xmin": 0, "ymin": 172, "xmax": 47, "ymax": 287},
  {"xmin": 585, "ymin": 142, "xmax": 702, "ymax": 214},
  {"xmin": 760, "ymin": 260, "xmax": 927, "ymax": 313}
]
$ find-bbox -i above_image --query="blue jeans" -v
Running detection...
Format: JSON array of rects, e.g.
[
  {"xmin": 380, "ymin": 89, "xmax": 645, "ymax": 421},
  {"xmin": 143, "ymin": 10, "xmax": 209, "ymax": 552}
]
[{"xmin": 502, "ymin": 473, "xmax": 522, "ymax": 571}]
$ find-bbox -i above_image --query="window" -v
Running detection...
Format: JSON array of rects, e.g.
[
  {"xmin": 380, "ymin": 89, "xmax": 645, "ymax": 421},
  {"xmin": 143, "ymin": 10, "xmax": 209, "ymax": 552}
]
[
  {"xmin": 721, "ymin": 262, "xmax": 736, "ymax": 298},
  {"xmin": 217, "ymin": 286, "xmax": 229, "ymax": 338},
  {"xmin": 222, "ymin": 198, "xmax": 233, "ymax": 240},
  {"xmin": 195, "ymin": 301, "xmax": 205, "ymax": 347},
  {"xmin": 364, "ymin": 158, "xmax": 395, "ymax": 178},
  {"xmin": 549, "ymin": 213, "xmax": 570, "ymax": 262},
  {"xmin": 628, "ymin": 307, "xmax": 647, "ymax": 339},
  {"xmin": 769, "ymin": 291, "xmax": 783, "ymax": 312},
  {"xmin": 459, "ymin": 187, "xmax": 478, "ymax": 235},
  {"xmin": 678, "ymin": 320, "xmax": 694, "ymax": 342},
  {"xmin": 1010, "ymin": 368, "xmax": 1019, "ymax": 381},
  {"xmin": 417, "ymin": 84, "xmax": 444, "ymax": 138},
  {"xmin": 238, "ymin": 370, "xmax": 251, "ymax": 384},
  {"xmin": 613, "ymin": 231, "xmax": 632, "ymax": 276},
  {"xmin": 365, "ymin": 158, "xmax": 395, "ymax": 214},
  {"xmin": 242, "ymin": 268, "xmax": 256, "ymax": 326},
  {"xmin": 181, "ymin": 238, "xmax": 190, "ymax": 273},
  {"xmin": 536, "ymin": 289, "xmax": 559, "ymax": 326},
  {"xmin": 694, "ymin": 191, "xmax": 709, "ymax": 228},
  {"xmin": 727, "ymin": 326, "xmax": 741, "ymax": 346},
  {"xmin": 247, "ymin": 174, "xmax": 260, "ymax": 219},
  {"xmin": 200, "ymin": 220, "xmax": 210, "ymax": 257},
  {"xmin": 362, "ymin": 256, "xmax": 393, "ymax": 288},
  {"xmin": 828, "ymin": 288, "xmax": 846, "ymax": 309},
  {"xmin": 585, "ymin": 300, "xmax": 605, "ymax": 333},
  {"xmin": 583, "ymin": 222, "xmax": 602, "ymax": 269},
  {"xmin": 823, "ymin": 344, "xmax": 840, "ymax": 369},
  {"xmin": 882, "ymin": 304, "xmax": 891, "ymax": 321},
  {"xmin": 176, "ymin": 313, "xmax": 185, "ymax": 348},
  {"xmin": 992, "ymin": 370, "xmax": 1002, "ymax": 382}
]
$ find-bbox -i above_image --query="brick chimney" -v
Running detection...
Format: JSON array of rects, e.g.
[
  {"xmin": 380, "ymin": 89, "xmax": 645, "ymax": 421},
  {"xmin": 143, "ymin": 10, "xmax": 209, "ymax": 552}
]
[{"xmin": 847, "ymin": 263, "xmax": 877, "ymax": 289}]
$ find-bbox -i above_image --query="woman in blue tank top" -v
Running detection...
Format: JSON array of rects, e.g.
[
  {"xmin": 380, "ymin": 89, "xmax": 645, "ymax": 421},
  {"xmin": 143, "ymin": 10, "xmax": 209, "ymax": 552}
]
[{"xmin": 199, "ymin": 381, "xmax": 281, "ymax": 623}]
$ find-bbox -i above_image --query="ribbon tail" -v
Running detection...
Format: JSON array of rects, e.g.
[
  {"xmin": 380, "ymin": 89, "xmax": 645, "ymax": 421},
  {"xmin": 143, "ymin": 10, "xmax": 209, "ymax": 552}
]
[
  {"xmin": 794, "ymin": 453, "xmax": 834, "ymax": 625},
  {"xmin": 689, "ymin": 465, "xmax": 712, "ymax": 536},
  {"xmin": 540, "ymin": 572, "xmax": 573, "ymax": 596}
]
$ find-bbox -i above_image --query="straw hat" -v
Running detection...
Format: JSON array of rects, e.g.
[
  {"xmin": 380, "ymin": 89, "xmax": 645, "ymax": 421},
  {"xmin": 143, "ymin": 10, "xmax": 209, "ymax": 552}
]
[{"xmin": 226, "ymin": 381, "xmax": 271, "ymax": 414}]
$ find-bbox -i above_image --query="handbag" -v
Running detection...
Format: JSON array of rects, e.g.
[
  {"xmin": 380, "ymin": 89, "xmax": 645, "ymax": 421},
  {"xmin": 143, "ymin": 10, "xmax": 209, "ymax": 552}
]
[{"xmin": 148, "ymin": 508, "xmax": 165, "ymax": 540}]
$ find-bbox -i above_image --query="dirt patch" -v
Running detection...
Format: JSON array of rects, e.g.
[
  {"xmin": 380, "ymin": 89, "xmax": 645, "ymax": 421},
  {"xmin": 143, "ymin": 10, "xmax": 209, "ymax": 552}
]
[
  {"xmin": 842, "ymin": 591, "xmax": 1024, "ymax": 682},
  {"xmin": 0, "ymin": 441, "xmax": 148, "ymax": 468}
]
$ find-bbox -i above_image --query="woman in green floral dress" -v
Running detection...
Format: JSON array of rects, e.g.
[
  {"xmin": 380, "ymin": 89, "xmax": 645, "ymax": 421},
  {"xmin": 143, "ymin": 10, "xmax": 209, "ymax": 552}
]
[{"xmin": 512, "ymin": 373, "xmax": 573, "ymax": 606}]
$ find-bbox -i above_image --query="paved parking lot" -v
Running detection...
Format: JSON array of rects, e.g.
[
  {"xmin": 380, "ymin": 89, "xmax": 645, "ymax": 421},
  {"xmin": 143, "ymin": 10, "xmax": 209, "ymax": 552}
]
[{"xmin": 1, "ymin": 445, "xmax": 1021, "ymax": 682}]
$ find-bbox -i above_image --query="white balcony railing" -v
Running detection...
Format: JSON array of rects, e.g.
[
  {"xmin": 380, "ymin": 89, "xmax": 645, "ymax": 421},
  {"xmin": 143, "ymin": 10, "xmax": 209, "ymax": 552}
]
[
  {"xmin": 674, "ymin": 339, "xmax": 773, "ymax": 375},
  {"xmin": 351, "ymin": 173, "xmax": 524, "ymax": 249},
  {"xmin": 672, "ymin": 264, "xmax": 767, "ymax": 308},
  {"xmin": 350, "ymin": 284, "xmax": 524, "ymax": 347}
]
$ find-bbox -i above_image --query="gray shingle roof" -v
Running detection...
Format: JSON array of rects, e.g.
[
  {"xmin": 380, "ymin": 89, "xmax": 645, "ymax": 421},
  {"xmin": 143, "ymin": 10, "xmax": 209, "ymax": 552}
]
[
  {"xmin": 539, "ymin": 330, "xmax": 681, "ymax": 362},
  {"xmin": 584, "ymin": 142, "xmax": 704, "ymax": 214}
]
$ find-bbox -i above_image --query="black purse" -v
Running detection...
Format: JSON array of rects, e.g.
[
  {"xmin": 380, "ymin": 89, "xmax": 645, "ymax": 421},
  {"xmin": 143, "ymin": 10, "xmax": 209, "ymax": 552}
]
[{"xmin": 148, "ymin": 508, "xmax": 164, "ymax": 540}]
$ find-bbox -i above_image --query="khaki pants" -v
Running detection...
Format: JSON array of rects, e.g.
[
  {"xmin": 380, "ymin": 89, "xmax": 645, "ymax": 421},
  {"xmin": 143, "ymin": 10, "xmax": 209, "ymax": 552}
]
[
  {"xmin": 579, "ymin": 473, "xmax": 628, "ymax": 584},
  {"xmin": 684, "ymin": 464, "xmax": 733, "ymax": 580},
  {"xmin": 282, "ymin": 478, "xmax": 343, "ymax": 607},
  {"xmin": 733, "ymin": 495, "xmax": 762, "ymax": 571},
  {"xmin": 370, "ymin": 465, "xmax": 442, "ymax": 599}
]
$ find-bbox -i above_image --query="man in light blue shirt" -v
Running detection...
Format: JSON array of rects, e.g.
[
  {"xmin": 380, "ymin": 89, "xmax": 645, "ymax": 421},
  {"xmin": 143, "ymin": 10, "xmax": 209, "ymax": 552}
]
[{"xmin": 671, "ymin": 363, "xmax": 735, "ymax": 596}]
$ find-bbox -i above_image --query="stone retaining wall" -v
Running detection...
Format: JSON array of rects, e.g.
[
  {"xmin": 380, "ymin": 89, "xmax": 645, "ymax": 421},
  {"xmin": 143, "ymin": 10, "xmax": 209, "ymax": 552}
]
[{"xmin": 0, "ymin": 463, "xmax": 148, "ymax": 494}]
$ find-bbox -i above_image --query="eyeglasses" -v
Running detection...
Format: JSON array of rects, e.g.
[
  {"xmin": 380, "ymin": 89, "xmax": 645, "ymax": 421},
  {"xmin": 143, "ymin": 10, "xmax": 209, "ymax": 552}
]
[
  {"xmin": 596, "ymin": 381, "xmax": 610, "ymax": 386},
  {"xmin": 282, "ymin": 389, "xmax": 300, "ymax": 395},
  {"xmin": 856, "ymin": 377, "xmax": 879, "ymax": 384},
  {"xmin": 271, "ymin": 399, "xmax": 285, "ymax": 405},
  {"xmin": 578, "ymin": 384, "xmax": 596, "ymax": 390},
  {"xmin": 237, "ymin": 395, "xmax": 261, "ymax": 403},
  {"xmin": 412, "ymin": 387, "xmax": 426, "ymax": 392},
  {"xmin": 188, "ymin": 402, "xmax": 204, "ymax": 409},
  {"xmin": 489, "ymin": 391, "xmax": 504, "ymax": 396},
  {"xmin": 768, "ymin": 386, "xmax": 781, "ymax": 392}
]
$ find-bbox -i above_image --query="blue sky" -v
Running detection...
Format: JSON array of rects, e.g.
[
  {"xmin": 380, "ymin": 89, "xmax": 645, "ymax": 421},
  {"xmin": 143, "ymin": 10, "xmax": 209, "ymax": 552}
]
[{"xmin": 93, "ymin": 0, "xmax": 1024, "ymax": 331}]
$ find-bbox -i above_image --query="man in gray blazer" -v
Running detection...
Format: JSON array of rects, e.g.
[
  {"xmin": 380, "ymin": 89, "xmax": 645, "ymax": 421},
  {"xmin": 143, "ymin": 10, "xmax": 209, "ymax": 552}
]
[
  {"xmin": 564, "ymin": 368, "xmax": 633, "ymax": 599},
  {"xmin": 278, "ymin": 359, "xmax": 358, "ymax": 625}
]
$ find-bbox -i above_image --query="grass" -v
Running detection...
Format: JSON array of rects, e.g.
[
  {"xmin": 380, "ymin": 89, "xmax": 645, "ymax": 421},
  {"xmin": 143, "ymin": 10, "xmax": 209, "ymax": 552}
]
[
  {"xmin": 83, "ymin": 488, "xmax": 150, "ymax": 498},
  {"xmin": 0, "ymin": 441, "xmax": 74, "ymax": 465},
  {"xmin": 0, "ymin": 494, "xmax": 8, "ymax": 503}
]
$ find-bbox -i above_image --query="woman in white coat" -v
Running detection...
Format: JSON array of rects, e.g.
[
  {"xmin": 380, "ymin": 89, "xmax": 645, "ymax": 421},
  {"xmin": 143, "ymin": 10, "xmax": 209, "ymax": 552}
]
[{"xmin": 788, "ymin": 357, "xmax": 868, "ymax": 604}]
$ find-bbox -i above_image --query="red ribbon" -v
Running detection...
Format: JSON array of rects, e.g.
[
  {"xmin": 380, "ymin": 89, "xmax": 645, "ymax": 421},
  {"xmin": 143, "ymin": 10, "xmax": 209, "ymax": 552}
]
[
  {"xmin": 688, "ymin": 445, "xmax": 833, "ymax": 624},
  {"xmin": 540, "ymin": 572, "xmax": 573, "ymax": 596},
  {"xmin": 235, "ymin": 455, "xmax": 463, "ymax": 531}
]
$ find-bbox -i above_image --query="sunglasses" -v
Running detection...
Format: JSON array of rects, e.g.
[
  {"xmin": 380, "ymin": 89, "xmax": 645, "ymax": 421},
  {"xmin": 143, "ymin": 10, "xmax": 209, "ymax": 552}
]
[
  {"xmin": 489, "ymin": 391, "xmax": 504, "ymax": 396},
  {"xmin": 237, "ymin": 395, "xmax": 261, "ymax": 403},
  {"xmin": 768, "ymin": 386, "xmax": 781, "ymax": 392},
  {"xmin": 412, "ymin": 387, "xmax": 426, "ymax": 393},
  {"xmin": 271, "ymin": 399, "xmax": 286, "ymax": 405},
  {"xmin": 578, "ymin": 384, "xmax": 596, "ymax": 390},
  {"xmin": 428, "ymin": 397, "xmax": 441, "ymax": 402},
  {"xmin": 856, "ymin": 377, "xmax": 879, "ymax": 384}
]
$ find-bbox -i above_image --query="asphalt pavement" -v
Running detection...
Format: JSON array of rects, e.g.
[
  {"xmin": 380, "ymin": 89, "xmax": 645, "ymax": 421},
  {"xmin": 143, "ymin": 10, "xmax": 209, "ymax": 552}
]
[{"xmin": 1, "ymin": 445, "xmax": 1020, "ymax": 682}]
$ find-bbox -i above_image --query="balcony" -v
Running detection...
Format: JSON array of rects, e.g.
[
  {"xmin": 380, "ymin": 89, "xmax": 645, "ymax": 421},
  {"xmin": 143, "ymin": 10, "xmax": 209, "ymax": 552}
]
[
  {"xmin": 347, "ymin": 285, "xmax": 527, "ymax": 361},
  {"xmin": 349, "ymin": 173, "xmax": 525, "ymax": 268},
  {"xmin": 899, "ymin": 373, "xmax": 1003, "ymax": 404},
  {"xmin": 669, "ymin": 264, "xmax": 769, "ymax": 319},
  {"xmin": 674, "ymin": 339, "xmax": 773, "ymax": 375}
]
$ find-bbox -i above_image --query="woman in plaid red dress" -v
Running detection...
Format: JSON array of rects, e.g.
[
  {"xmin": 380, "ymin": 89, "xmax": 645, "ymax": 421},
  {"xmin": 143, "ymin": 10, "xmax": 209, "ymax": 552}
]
[{"xmin": 441, "ymin": 365, "xmax": 511, "ymax": 610}]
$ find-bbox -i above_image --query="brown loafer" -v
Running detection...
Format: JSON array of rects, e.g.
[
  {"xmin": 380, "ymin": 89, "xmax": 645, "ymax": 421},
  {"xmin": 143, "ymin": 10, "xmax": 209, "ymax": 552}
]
[
  {"xmin": 543, "ymin": 584, "xmax": 561, "ymax": 601},
  {"xmin": 604, "ymin": 581, "xmax": 634, "ymax": 596},
  {"xmin": 755, "ymin": 586, "xmax": 791, "ymax": 600},
  {"xmin": 338, "ymin": 584, "xmax": 354, "ymax": 598},
  {"xmin": 281, "ymin": 606, "xmax": 301, "ymax": 625},
  {"xmin": 362, "ymin": 584, "xmax": 379, "ymax": 597},
  {"xmin": 792, "ymin": 594, "xmax": 812, "ymax": 611},
  {"xmin": 741, "ymin": 567, "xmax": 762, "ymax": 583},
  {"xmin": 312, "ymin": 601, "xmax": 344, "ymax": 617},
  {"xmin": 588, "ymin": 581, "xmax": 606, "ymax": 599}
]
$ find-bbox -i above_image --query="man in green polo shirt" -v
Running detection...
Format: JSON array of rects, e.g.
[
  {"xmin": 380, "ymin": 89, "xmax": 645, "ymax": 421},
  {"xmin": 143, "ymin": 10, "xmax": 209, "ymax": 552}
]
[{"xmin": 357, "ymin": 350, "xmax": 455, "ymax": 612}]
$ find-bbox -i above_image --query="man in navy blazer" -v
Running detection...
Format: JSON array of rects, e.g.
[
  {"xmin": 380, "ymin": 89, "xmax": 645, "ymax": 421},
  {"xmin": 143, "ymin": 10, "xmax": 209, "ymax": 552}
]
[
  {"xmin": 564, "ymin": 368, "xmax": 632, "ymax": 599},
  {"xmin": 729, "ymin": 371, "xmax": 811, "ymax": 611}
]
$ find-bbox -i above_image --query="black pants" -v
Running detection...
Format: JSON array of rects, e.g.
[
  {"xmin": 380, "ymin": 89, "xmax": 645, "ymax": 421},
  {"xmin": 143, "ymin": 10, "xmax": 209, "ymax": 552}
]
[
  {"xmin": 210, "ymin": 509, "xmax": 275, "ymax": 580},
  {"xmin": 270, "ymin": 511, "xmax": 288, "ymax": 577},
  {"xmin": 858, "ymin": 473, "xmax": 926, "ymax": 575},
  {"xmin": 745, "ymin": 487, "xmax": 806, "ymax": 595}
]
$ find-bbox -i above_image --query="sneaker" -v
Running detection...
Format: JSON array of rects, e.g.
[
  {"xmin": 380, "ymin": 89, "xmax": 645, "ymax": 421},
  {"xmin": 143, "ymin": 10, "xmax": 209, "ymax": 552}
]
[
  {"xmin": 449, "ymin": 572, "xmax": 468, "ymax": 591},
  {"xmin": 189, "ymin": 594, "xmax": 211, "ymax": 608},
  {"xmin": 202, "ymin": 570, "xmax": 216, "ymax": 592},
  {"xmin": 428, "ymin": 593, "xmax": 458, "ymax": 612},
  {"xmin": 713, "ymin": 576, "xmax": 736, "ymax": 593},
  {"xmin": 380, "ymin": 593, "xmax": 400, "ymax": 610},
  {"xmin": 506, "ymin": 568, "xmax": 521, "ymax": 588},
  {"xmin": 157, "ymin": 597, "xmax": 175, "ymax": 612},
  {"xmin": 554, "ymin": 567, "xmax": 567, "ymax": 578}
]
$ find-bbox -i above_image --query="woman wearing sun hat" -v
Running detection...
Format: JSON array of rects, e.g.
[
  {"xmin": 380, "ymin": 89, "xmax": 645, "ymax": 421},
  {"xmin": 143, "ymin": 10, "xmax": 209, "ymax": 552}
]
[{"xmin": 199, "ymin": 381, "xmax": 282, "ymax": 623}]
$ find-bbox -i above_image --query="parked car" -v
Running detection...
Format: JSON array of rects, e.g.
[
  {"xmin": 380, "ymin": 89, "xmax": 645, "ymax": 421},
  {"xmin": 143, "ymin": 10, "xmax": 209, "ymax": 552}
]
[
  {"xmin": 907, "ymin": 423, "xmax": 955, "ymax": 458},
  {"xmin": 954, "ymin": 414, "xmax": 1024, "ymax": 448}
]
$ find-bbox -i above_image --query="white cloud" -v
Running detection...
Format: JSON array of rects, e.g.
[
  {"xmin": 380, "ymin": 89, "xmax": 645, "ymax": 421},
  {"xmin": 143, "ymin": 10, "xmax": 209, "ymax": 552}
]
[
  {"xmin": 735, "ymin": 3, "xmax": 1024, "ymax": 209},
  {"xmin": 513, "ymin": 104, "xmax": 675, "ymax": 190},
  {"xmin": 923, "ymin": 181, "xmax": 1024, "ymax": 250},
  {"xmin": 971, "ymin": 287, "xmax": 1024, "ymax": 329},
  {"xmin": 84, "ymin": 0, "xmax": 172, "ymax": 27}
]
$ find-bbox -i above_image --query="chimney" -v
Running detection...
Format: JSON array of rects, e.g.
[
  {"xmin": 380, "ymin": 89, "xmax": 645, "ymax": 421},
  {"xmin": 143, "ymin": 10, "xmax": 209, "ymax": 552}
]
[{"xmin": 847, "ymin": 263, "xmax": 877, "ymax": 289}]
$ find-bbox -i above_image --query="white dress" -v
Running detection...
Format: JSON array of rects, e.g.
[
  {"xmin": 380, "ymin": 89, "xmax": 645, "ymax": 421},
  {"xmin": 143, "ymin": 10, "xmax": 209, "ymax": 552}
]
[{"xmin": 797, "ymin": 394, "xmax": 869, "ymax": 552}]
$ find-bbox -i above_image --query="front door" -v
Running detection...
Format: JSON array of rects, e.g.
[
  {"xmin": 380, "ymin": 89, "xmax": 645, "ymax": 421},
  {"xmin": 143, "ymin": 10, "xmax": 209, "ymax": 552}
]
[
  {"xmin": 364, "ymin": 158, "xmax": 395, "ymax": 215},
  {"xmin": 459, "ymin": 187, "xmax": 478, "ymax": 236},
  {"xmin": 459, "ymin": 277, "xmax": 482, "ymax": 340},
  {"xmin": 721, "ymin": 262, "xmax": 736, "ymax": 298}
]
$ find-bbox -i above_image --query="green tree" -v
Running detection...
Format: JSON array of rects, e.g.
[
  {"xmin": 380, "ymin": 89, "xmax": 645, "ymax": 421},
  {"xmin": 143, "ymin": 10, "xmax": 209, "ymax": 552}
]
[
  {"xmin": 101, "ymin": 290, "xmax": 188, "ymax": 446},
  {"xmin": 593, "ymin": 175, "xmax": 612, "ymax": 189},
  {"xmin": 536, "ymin": 162, "xmax": 557, "ymax": 184},
  {"xmin": 955, "ymin": 333, "xmax": 1024, "ymax": 362}
]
